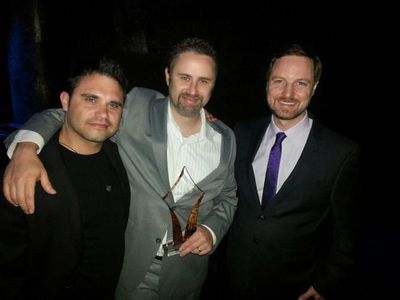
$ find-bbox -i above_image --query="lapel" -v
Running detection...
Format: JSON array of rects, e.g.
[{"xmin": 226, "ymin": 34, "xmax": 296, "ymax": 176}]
[
  {"xmin": 244, "ymin": 117, "xmax": 270, "ymax": 209},
  {"xmin": 149, "ymin": 96, "xmax": 172, "ymax": 200},
  {"xmin": 38, "ymin": 134, "xmax": 81, "ymax": 236},
  {"xmin": 102, "ymin": 140, "xmax": 130, "ymax": 214},
  {"xmin": 268, "ymin": 120, "xmax": 323, "ymax": 209},
  {"xmin": 198, "ymin": 119, "xmax": 233, "ymax": 188},
  {"xmin": 148, "ymin": 98, "xmax": 233, "ymax": 204}
]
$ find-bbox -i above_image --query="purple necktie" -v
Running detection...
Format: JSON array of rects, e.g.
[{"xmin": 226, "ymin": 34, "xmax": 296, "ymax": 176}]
[{"xmin": 261, "ymin": 132, "xmax": 286, "ymax": 209}]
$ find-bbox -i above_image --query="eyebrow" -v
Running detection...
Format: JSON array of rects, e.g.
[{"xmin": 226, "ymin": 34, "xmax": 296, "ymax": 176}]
[
  {"xmin": 177, "ymin": 72, "xmax": 212, "ymax": 82},
  {"xmin": 81, "ymin": 92, "xmax": 99, "ymax": 98},
  {"xmin": 81, "ymin": 93, "xmax": 123, "ymax": 104}
]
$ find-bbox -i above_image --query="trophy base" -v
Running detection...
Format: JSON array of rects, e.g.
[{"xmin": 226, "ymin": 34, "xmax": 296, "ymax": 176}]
[{"xmin": 162, "ymin": 241, "xmax": 182, "ymax": 257}]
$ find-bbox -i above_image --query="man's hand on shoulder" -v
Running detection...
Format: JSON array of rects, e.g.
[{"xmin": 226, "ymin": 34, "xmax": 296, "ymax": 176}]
[
  {"xmin": 2, "ymin": 142, "xmax": 56, "ymax": 214},
  {"xmin": 204, "ymin": 109, "xmax": 217, "ymax": 122},
  {"xmin": 298, "ymin": 286, "xmax": 324, "ymax": 300}
]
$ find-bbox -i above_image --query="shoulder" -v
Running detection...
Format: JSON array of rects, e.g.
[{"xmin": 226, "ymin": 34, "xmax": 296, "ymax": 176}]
[
  {"xmin": 312, "ymin": 120, "xmax": 359, "ymax": 153},
  {"xmin": 123, "ymin": 87, "xmax": 166, "ymax": 115},
  {"xmin": 234, "ymin": 117, "xmax": 269, "ymax": 139},
  {"xmin": 208, "ymin": 119, "xmax": 234, "ymax": 137},
  {"xmin": 102, "ymin": 139, "xmax": 119, "ymax": 154},
  {"xmin": 126, "ymin": 87, "xmax": 165, "ymax": 101},
  {"xmin": 235, "ymin": 117, "xmax": 267, "ymax": 131},
  {"xmin": 39, "ymin": 132, "xmax": 61, "ymax": 158}
]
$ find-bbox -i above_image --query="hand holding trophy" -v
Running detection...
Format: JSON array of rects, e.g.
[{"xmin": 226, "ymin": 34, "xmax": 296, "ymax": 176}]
[{"xmin": 162, "ymin": 167, "xmax": 205, "ymax": 256}]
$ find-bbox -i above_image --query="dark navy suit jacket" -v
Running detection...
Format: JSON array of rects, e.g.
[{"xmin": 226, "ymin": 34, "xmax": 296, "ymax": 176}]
[{"xmin": 227, "ymin": 115, "xmax": 359, "ymax": 299}]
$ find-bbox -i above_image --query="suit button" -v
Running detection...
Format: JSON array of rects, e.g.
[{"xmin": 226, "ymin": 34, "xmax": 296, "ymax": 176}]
[
  {"xmin": 258, "ymin": 214, "xmax": 265, "ymax": 220},
  {"xmin": 156, "ymin": 238, "xmax": 162, "ymax": 243},
  {"xmin": 253, "ymin": 238, "xmax": 259, "ymax": 244}
]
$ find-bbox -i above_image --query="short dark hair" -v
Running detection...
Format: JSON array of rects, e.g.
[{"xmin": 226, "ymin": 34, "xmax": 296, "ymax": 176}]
[
  {"xmin": 167, "ymin": 37, "xmax": 218, "ymax": 76},
  {"xmin": 67, "ymin": 57, "xmax": 129, "ymax": 100},
  {"xmin": 266, "ymin": 44, "xmax": 322, "ymax": 83}
]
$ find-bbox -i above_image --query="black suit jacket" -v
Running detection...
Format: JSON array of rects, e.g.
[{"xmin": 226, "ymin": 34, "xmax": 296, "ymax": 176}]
[
  {"xmin": 0, "ymin": 134, "xmax": 130, "ymax": 299},
  {"xmin": 226, "ymin": 116, "xmax": 359, "ymax": 299}
]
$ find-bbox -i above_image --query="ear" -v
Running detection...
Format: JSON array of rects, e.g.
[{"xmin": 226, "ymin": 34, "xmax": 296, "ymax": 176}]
[
  {"xmin": 164, "ymin": 67, "xmax": 170, "ymax": 87},
  {"xmin": 60, "ymin": 91, "xmax": 70, "ymax": 111},
  {"xmin": 311, "ymin": 81, "xmax": 319, "ymax": 96}
]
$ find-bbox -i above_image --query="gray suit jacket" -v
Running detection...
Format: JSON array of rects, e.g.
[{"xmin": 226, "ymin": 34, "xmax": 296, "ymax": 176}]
[{"xmin": 6, "ymin": 87, "xmax": 238, "ymax": 299}]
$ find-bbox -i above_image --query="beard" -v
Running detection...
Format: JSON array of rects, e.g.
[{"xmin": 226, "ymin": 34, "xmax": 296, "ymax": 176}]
[
  {"xmin": 173, "ymin": 93, "xmax": 203, "ymax": 118},
  {"xmin": 270, "ymin": 97, "xmax": 306, "ymax": 121}
]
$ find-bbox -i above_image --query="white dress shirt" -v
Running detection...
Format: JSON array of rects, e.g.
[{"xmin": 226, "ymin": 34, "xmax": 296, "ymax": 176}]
[
  {"xmin": 157, "ymin": 101, "xmax": 221, "ymax": 254},
  {"xmin": 252, "ymin": 111, "xmax": 312, "ymax": 203}
]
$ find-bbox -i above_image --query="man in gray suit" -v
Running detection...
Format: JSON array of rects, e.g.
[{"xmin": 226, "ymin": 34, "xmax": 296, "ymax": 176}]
[{"xmin": 3, "ymin": 38, "xmax": 238, "ymax": 299}]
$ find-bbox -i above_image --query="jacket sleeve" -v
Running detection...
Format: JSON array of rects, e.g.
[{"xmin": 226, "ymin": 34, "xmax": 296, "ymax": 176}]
[
  {"xmin": 202, "ymin": 127, "xmax": 238, "ymax": 248},
  {"xmin": 313, "ymin": 144, "xmax": 360, "ymax": 297},
  {"xmin": 3, "ymin": 108, "xmax": 65, "ymax": 150},
  {"xmin": 0, "ymin": 192, "xmax": 28, "ymax": 298}
]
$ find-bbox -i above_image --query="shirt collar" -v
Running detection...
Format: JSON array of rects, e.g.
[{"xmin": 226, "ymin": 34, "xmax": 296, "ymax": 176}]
[
  {"xmin": 269, "ymin": 110, "xmax": 311, "ymax": 139},
  {"xmin": 167, "ymin": 99, "xmax": 211, "ymax": 143}
]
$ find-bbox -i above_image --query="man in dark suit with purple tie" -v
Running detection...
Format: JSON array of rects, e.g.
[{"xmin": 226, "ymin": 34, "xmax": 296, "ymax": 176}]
[{"xmin": 226, "ymin": 44, "xmax": 359, "ymax": 300}]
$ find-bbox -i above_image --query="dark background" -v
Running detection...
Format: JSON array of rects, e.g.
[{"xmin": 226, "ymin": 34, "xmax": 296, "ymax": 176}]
[{"xmin": 0, "ymin": 0, "xmax": 397, "ymax": 298}]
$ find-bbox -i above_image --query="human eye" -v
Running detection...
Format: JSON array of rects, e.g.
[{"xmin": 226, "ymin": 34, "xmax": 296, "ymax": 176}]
[
  {"xmin": 108, "ymin": 101, "xmax": 122, "ymax": 110},
  {"xmin": 180, "ymin": 75, "xmax": 190, "ymax": 81},
  {"xmin": 199, "ymin": 79, "xmax": 210, "ymax": 85},
  {"xmin": 84, "ymin": 95, "xmax": 97, "ymax": 104},
  {"xmin": 271, "ymin": 78, "xmax": 284, "ymax": 85},
  {"xmin": 297, "ymin": 81, "xmax": 308, "ymax": 87}
]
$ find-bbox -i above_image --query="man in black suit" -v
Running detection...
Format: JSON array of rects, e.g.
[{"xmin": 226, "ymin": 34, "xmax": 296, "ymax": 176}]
[
  {"xmin": 226, "ymin": 44, "xmax": 359, "ymax": 299},
  {"xmin": 0, "ymin": 58, "xmax": 130, "ymax": 299}
]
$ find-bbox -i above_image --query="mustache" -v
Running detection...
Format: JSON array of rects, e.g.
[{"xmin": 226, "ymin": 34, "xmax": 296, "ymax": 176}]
[
  {"xmin": 180, "ymin": 93, "xmax": 202, "ymax": 101},
  {"xmin": 278, "ymin": 97, "xmax": 297, "ymax": 103},
  {"xmin": 88, "ymin": 118, "xmax": 111, "ymax": 126}
]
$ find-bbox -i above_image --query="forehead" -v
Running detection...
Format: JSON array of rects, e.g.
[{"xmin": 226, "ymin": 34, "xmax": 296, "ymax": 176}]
[
  {"xmin": 76, "ymin": 73, "xmax": 116, "ymax": 87},
  {"xmin": 72, "ymin": 73, "xmax": 124, "ymax": 103},
  {"xmin": 173, "ymin": 52, "xmax": 216, "ymax": 79},
  {"xmin": 76, "ymin": 73, "xmax": 122, "ymax": 92},
  {"xmin": 271, "ymin": 55, "xmax": 314, "ymax": 80}
]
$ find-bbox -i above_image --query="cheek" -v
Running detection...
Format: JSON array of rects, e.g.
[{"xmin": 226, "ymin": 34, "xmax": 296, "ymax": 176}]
[
  {"xmin": 268, "ymin": 87, "xmax": 280, "ymax": 97},
  {"xmin": 267, "ymin": 90, "xmax": 277, "ymax": 103},
  {"xmin": 296, "ymin": 91, "xmax": 312, "ymax": 102},
  {"xmin": 200, "ymin": 86, "xmax": 213, "ymax": 98},
  {"xmin": 110, "ymin": 111, "xmax": 123, "ymax": 123}
]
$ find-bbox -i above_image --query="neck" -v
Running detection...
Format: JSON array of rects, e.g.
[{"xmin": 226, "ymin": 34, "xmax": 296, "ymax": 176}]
[
  {"xmin": 172, "ymin": 111, "xmax": 202, "ymax": 137},
  {"xmin": 273, "ymin": 112, "xmax": 306, "ymax": 131},
  {"xmin": 59, "ymin": 141, "xmax": 80, "ymax": 154},
  {"xmin": 59, "ymin": 128, "xmax": 102, "ymax": 155}
]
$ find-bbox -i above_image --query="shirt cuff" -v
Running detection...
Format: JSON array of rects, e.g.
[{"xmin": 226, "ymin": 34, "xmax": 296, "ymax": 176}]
[
  {"xmin": 7, "ymin": 130, "xmax": 45, "ymax": 158},
  {"xmin": 202, "ymin": 224, "xmax": 217, "ymax": 246}
]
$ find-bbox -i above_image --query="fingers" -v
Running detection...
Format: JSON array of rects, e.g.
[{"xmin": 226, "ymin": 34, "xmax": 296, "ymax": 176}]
[
  {"xmin": 3, "ymin": 163, "xmax": 24, "ymax": 208},
  {"xmin": 204, "ymin": 110, "xmax": 217, "ymax": 122},
  {"xmin": 179, "ymin": 226, "xmax": 213, "ymax": 257},
  {"xmin": 194, "ymin": 245, "xmax": 207, "ymax": 256},
  {"xmin": 298, "ymin": 286, "xmax": 323, "ymax": 300},
  {"xmin": 1, "ymin": 142, "xmax": 55, "ymax": 214},
  {"xmin": 40, "ymin": 170, "xmax": 57, "ymax": 195},
  {"xmin": 15, "ymin": 173, "xmax": 39, "ymax": 214},
  {"xmin": 24, "ymin": 177, "xmax": 37, "ymax": 214},
  {"xmin": 3, "ymin": 171, "xmax": 16, "ymax": 207}
]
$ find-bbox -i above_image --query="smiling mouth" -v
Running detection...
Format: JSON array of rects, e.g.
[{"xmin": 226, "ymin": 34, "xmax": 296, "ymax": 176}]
[
  {"xmin": 278, "ymin": 98, "xmax": 296, "ymax": 106},
  {"xmin": 181, "ymin": 93, "xmax": 201, "ymax": 102},
  {"xmin": 89, "ymin": 123, "xmax": 109, "ymax": 130}
]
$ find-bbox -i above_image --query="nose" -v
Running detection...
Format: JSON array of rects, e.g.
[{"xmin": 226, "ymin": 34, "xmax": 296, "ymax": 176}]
[
  {"xmin": 95, "ymin": 103, "xmax": 108, "ymax": 119},
  {"xmin": 282, "ymin": 83, "xmax": 294, "ymax": 98},
  {"xmin": 188, "ymin": 81, "xmax": 198, "ymax": 95}
]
